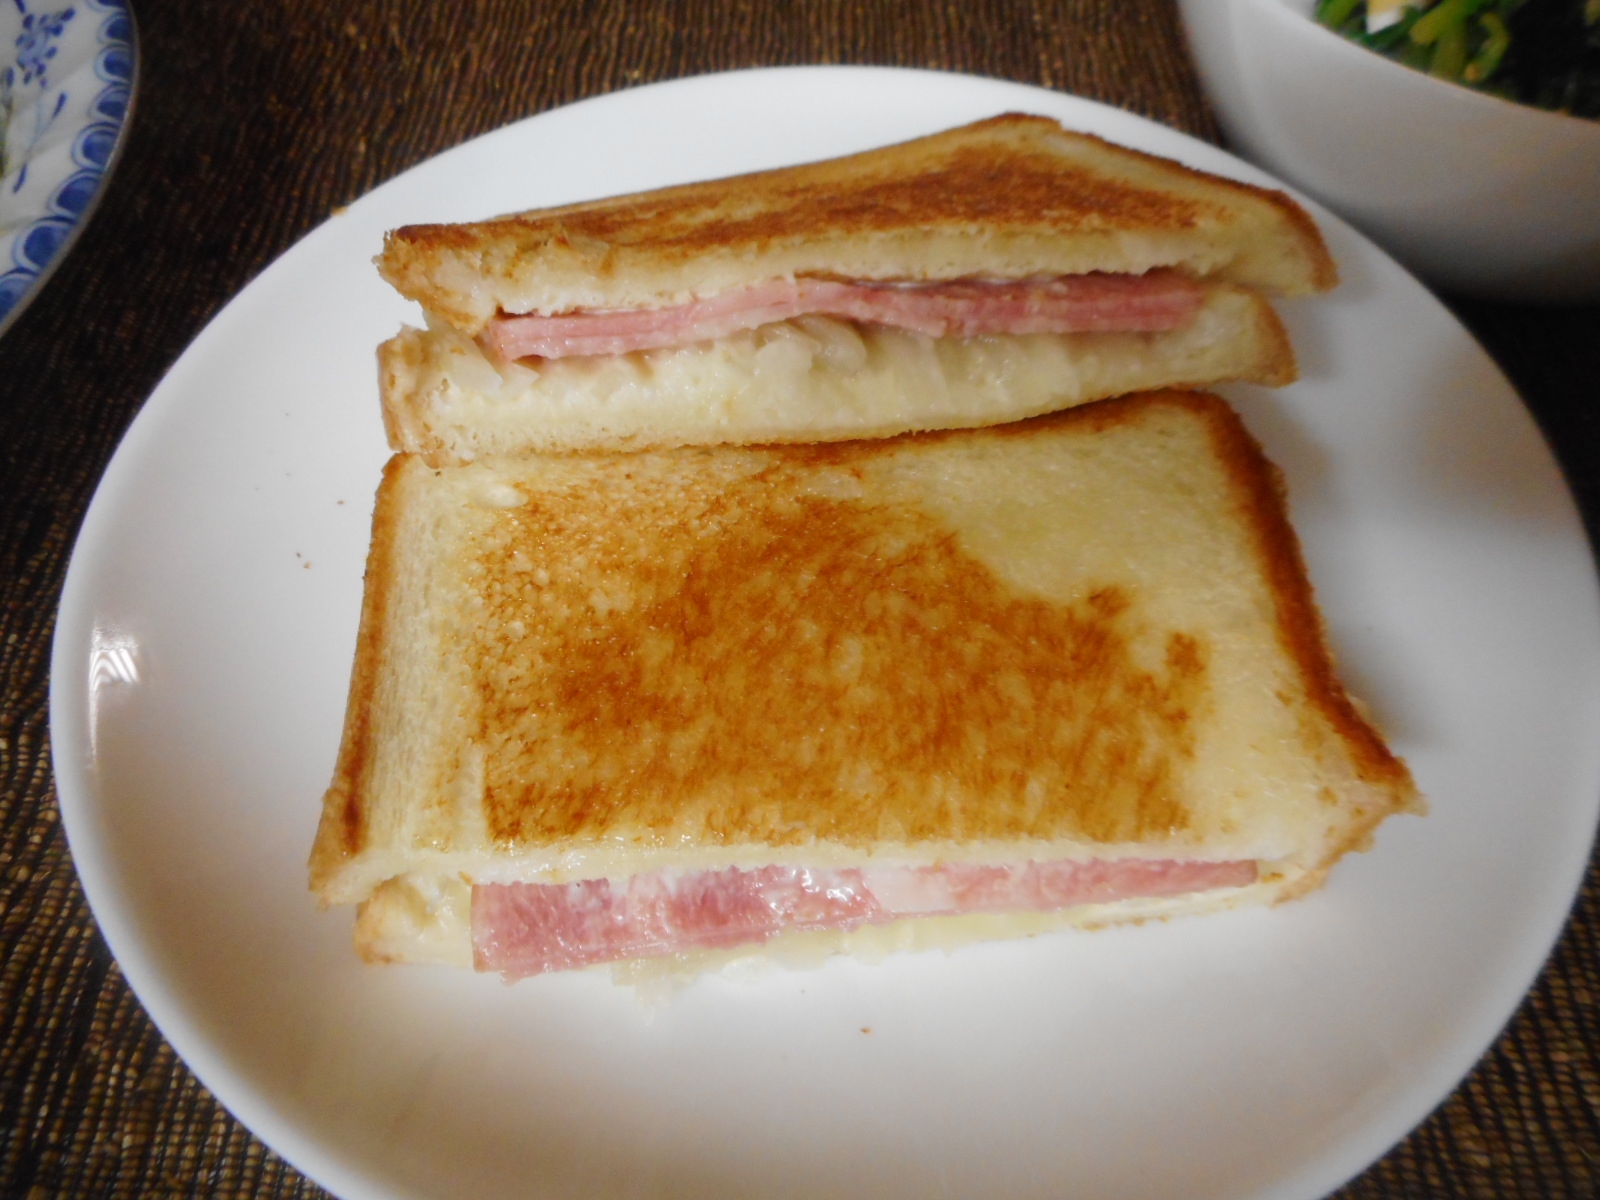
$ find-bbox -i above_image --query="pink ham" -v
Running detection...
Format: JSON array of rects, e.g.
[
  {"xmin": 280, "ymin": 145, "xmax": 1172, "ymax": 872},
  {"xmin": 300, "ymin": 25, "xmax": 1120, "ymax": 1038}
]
[
  {"xmin": 473, "ymin": 857, "xmax": 1258, "ymax": 977},
  {"xmin": 480, "ymin": 271, "xmax": 1208, "ymax": 362}
]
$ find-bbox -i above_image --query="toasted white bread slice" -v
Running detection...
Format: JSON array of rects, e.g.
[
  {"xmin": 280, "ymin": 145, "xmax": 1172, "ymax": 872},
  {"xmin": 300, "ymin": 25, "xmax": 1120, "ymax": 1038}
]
[
  {"xmin": 378, "ymin": 114, "xmax": 1336, "ymax": 333},
  {"xmin": 310, "ymin": 391, "xmax": 1419, "ymax": 973},
  {"xmin": 381, "ymin": 283, "xmax": 1295, "ymax": 462}
]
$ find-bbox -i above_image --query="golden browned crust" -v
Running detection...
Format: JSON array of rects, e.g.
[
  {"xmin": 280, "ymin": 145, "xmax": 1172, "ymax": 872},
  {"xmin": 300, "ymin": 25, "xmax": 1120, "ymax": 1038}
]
[
  {"xmin": 308, "ymin": 456, "xmax": 408, "ymax": 892},
  {"xmin": 1252, "ymin": 188, "xmax": 1340, "ymax": 294},
  {"xmin": 1184, "ymin": 395, "xmax": 1424, "ymax": 866},
  {"xmin": 1240, "ymin": 301, "xmax": 1297, "ymax": 388},
  {"xmin": 1212, "ymin": 419, "xmax": 1412, "ymax": 793},
  {"xmin": 377, "ymin": 114, "xmax": 1337, "ymax": 332}
]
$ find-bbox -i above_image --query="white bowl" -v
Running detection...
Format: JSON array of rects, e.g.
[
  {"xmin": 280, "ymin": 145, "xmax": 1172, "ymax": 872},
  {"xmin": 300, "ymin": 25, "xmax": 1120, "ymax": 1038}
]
[{"xmin": 1177, "ymin": 0, "xmax": 1600, "ymax": 303}]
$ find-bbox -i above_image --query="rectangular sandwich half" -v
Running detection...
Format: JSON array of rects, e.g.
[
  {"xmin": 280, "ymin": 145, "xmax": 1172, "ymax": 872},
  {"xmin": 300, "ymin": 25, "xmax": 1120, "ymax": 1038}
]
[
  {"xmin": 375, "ymin": 115, "xmax": 1337, "ymax": 463},
  {"xmin": 309, "ymin": 391, "xmax": 1419, "ymax": 979}
]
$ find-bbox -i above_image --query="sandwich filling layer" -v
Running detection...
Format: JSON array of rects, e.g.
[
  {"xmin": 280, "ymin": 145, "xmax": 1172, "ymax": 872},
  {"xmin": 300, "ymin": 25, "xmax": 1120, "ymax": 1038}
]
[
  {"xmin": 474, "ymin": 857, "xmax": 1258, "ymax": 977},
  {"xmin": 383, "ymin": 285, "xmax": 1293, "ymax": 460},
  {"xmin": 481, "ymin": 271, "xmax": 1207, "ymax": 361}
]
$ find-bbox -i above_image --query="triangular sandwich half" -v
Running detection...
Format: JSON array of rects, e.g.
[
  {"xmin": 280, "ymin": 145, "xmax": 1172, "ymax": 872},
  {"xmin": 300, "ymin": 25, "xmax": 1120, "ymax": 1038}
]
[
  {"xmin": 309, "ymin": 391, "xmax": 1418, "ymax": 979},
  {"xmin": 375, "ymin": 115, "xmax": 1337, "ymax": 463}
]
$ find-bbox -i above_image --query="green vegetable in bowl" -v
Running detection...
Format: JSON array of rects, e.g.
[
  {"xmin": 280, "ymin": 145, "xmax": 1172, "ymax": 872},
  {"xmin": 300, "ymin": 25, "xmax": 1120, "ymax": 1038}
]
[{"xmin": 1315, "ymin": 0, "xmax": 1600, "ymax": 117}]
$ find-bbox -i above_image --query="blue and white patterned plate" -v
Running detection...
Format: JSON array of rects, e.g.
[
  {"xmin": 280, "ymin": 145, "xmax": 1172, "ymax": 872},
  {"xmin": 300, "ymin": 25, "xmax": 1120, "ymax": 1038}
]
[{"xmin": 0, "ymin": 0, "xmax": 136, "ymax": 337}]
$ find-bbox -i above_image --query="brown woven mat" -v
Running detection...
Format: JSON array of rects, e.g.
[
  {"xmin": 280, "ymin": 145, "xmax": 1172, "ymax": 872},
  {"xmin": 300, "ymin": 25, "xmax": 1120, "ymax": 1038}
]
[{"xmin": 4, "ymin": 1, "xmax": 1599, "ymax": 1196}]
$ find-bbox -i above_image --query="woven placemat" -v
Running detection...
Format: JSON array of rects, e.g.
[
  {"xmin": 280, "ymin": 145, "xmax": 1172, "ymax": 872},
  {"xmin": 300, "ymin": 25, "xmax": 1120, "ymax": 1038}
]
[{"xmin": 3, "ymin": 2, "xmax": 1599, "ymax": 1195}]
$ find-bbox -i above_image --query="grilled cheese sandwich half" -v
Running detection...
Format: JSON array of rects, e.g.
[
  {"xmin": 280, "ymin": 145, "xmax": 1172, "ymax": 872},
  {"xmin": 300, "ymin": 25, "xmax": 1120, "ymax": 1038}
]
[
  {"xmin": 310, "ymin": 391, "xmax": 1419, "ymax": 979},
  {"xmin": 374, "ymin": 115, "xmax": 1336, "ymax": 463}
]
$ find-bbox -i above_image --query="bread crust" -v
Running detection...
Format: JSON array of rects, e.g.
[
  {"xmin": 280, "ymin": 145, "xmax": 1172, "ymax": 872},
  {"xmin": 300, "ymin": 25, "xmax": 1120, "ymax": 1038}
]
[
  {"xmin": 377, "ymin": 115, "xmax": 1337, "ymax": 333},
  {"xmin": 308, "ymin": 455, "xmax": 408, "ymax": 891}
]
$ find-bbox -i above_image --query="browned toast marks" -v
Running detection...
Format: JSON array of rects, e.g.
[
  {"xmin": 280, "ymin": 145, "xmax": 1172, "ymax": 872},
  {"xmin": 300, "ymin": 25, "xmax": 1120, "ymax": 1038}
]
[{"xmin": 469, "ymin": 454, "xmax": 1207, "ymax": 849}]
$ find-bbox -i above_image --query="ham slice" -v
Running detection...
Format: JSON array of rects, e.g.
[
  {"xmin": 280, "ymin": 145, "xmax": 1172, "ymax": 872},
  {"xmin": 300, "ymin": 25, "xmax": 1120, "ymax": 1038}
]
[
  {"xmin": 481, "ymin": 271, "xmax": 1208, "ymax": 361},
  {"xmin": 473, "ymin": 857, "xmax": 1258, "ymax": 977}
]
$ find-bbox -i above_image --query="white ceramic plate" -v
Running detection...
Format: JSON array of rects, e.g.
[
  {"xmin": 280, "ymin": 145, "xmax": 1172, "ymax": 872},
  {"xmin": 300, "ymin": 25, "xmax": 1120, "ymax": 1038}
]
[
  {"xmin": 49, "ymin": 66, "xmax": 1600, "ymax": 1200},
  {"xmin": 0, "ymin": 0, "xmax": 136, "ymax": 336}
]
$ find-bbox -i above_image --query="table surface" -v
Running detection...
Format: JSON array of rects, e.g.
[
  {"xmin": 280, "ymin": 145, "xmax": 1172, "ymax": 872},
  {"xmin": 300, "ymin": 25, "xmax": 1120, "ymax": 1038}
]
[{"xmin": 4, "ymin": 1, "xmax": 1600, "ymax": 1196}]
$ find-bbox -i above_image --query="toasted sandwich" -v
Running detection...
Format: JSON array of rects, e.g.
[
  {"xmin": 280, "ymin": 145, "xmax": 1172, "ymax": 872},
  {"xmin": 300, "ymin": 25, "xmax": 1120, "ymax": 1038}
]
[
  {"xmin": 309, "ymin": 391, "xmax": 1418, "ymax": 979},
  {"xmin": 375, "ymin": 115, "xmax": 1337, "ymax": 463}
]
